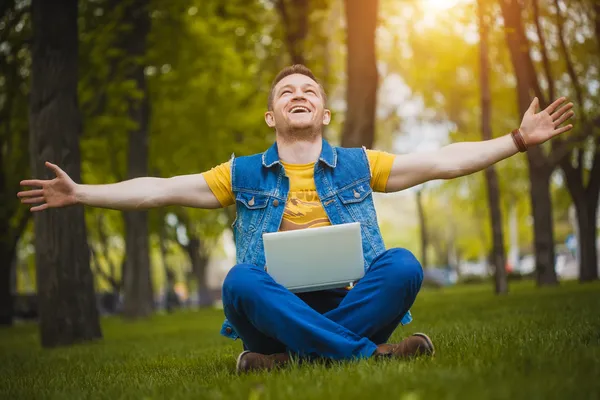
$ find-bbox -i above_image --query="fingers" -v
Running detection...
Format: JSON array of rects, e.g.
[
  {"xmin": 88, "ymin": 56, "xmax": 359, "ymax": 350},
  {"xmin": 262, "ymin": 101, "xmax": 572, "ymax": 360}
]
[
  {"xmin": 551, "ymin": 102, "xmax": 574, "ymax": 121},
  {"xmin": 526, "ymin": 97, "xmax": 539, "ymax": 115},
  {"xmin": 20, "ymin": 179, "xmax": 45, "ymax": 187},
  {"xmin": 553, "ymin": 124, "xmax": 574, "ymax": 136},
  {"xmin": 554, "ymin": 110, "xmax": 575, "ymax": 127},
  {"xmin": 544, "ymin": 97, "xmax": 567, "ymax": 114},
  {"xmin": 17, "ymin": 189, "xmax": 43, "ymax": 198},
  {"xmin": 21, "ymin": 196, "xmax": 45, "ymax": 205},
  {"xmin": 30, "ymin": 203, "xmax": 49, "ymax": 212},
  {"xmin": 45, "ymin": 161, "xmax": 65, "ymax": 177}
]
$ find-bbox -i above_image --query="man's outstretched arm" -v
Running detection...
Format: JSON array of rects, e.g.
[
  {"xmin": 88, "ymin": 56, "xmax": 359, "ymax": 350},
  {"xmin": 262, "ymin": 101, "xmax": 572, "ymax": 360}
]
[
  {"xmin": 385, "ymin": 97, "xmax": 574, "ymax": 192},
  {"xmin": 18, "ymin": 163, "xmax": 222, "ymax": 212}
]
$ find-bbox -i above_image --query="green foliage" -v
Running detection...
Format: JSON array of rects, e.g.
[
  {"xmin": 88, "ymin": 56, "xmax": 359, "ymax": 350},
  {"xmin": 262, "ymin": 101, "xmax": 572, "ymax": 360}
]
[
  {"xmin": 0, "ymin": 2, "xmax": 31, "ymax": 251},
  {"xmin": 375, "ymin": 0, "xmax": 591, "ymax": 260}
]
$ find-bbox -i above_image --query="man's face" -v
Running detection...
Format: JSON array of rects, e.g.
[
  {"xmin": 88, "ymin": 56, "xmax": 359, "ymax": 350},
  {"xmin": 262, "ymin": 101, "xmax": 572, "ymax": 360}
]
[{"xmin": 265, "ymin": 74, "xmax": 331, "ymax": 135}]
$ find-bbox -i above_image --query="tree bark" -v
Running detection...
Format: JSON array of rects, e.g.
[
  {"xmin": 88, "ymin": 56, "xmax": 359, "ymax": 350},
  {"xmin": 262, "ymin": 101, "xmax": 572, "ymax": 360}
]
[
  {"xmin": 120, "ymin": 0, "xmax": 154, "ymax": 319},
  {"xmin": 29, "ymin": 0, "xmax": 102, "ymax": 347},
  {"xmin": 415, "ymin": 190, "xmax": 428, "ymax": 268},
  {"xmin": 499, "ymin": 0, "xmax": 558, "ymax": 286},
  {"xmin": 561, "ymin": 157, "xmax": 600, "ymax": 282},
  {"xmin": 275, "ymin": 0, "xmax": 309, "ymax": 65},
  {"xmin": 0, "ymin": 245, "xmax": 16, "ymax": 326},
  {"xmin": 186, "ymin": 237, "xmax": 211, "ymax": 307},
  {"xmin": 479, "ymin": 0, "xmax": 507, "ymax": 294},
  {"xmin": 555, "ymin": 1, "xmax": 600, "ymax": 283},
  {"xmin": 529, "ymin": 168, "xmax": 558, "ymax": 284},
  {"xmin": 341, "ymin": 0, "xmax": 379, "ymax": 148}
]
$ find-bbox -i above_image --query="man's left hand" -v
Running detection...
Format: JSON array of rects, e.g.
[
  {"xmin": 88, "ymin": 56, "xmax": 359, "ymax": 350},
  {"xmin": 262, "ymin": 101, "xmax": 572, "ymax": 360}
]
[{"xmin": 519, "ymin": 97, "xmax": 575, "ymax": 146}]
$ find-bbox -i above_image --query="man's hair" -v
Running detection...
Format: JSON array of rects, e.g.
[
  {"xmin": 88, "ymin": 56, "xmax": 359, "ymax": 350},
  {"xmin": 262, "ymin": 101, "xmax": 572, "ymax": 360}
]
[{"xmin": 267, "ymin": 64, "xmax": 327, "ymax": 110}]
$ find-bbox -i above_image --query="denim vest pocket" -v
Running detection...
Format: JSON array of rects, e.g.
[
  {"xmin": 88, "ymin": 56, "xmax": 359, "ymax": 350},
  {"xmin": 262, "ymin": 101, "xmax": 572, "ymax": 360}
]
[
  {"xmin": 234, "ymin": 191, "xmax": 270, "ymax": 234},
  {"xmin": 337, "ymin": 181, "xmax": 375, "ymax": 226}
]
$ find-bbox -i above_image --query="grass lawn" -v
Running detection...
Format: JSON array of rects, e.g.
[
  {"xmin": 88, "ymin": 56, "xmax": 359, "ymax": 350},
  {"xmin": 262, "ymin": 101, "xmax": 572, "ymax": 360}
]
[{"xmin": 1, "ymin": 280, "xmax": 599, "ymax": 399}]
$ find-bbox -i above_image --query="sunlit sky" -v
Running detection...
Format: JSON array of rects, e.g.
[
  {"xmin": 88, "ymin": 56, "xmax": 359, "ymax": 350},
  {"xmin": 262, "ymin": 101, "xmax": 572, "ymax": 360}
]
[{"xmin": 424, "ymin": 0, "xmax": 465, "ymax": 12}]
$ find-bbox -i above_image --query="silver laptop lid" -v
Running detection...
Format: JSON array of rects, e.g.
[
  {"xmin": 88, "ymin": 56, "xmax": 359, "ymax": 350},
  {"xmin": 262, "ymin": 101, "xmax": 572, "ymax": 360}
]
[{"xmin": 262, "ymin": 222, "xmax": 364, "ymax": 293}]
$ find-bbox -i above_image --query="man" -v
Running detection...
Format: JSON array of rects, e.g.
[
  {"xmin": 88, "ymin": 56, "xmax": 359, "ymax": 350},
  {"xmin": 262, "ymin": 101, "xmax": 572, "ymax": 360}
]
[{"xmin": 18, "ymin": 65, "xmax": 574, "ymax": 373}]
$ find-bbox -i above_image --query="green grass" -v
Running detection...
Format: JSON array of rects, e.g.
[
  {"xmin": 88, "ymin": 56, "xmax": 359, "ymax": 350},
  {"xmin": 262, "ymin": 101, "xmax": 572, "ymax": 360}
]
[{"xmin": 1, "ymin": 281, "xmax": 599, "ymax": 400}]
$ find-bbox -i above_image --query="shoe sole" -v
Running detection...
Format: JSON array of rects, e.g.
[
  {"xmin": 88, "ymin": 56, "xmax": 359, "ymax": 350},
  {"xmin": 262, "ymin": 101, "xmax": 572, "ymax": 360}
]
[
  {"xmin": 236, "ymin": 350, "xmax": 251, "ymax": 374},
  {"xmin": 412, "ymin": 333, "xmax": 435, "ymax": 356}
]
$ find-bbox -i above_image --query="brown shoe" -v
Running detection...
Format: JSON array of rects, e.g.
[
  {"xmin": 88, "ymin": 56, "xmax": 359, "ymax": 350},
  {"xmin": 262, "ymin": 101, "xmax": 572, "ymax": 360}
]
[
  {"xmin": 236, "ymin": 350, "xmax": 290, "ymax": 373},
  {"xmin": 375, "ymin": 333, "xmax": 435, "ymax": 359}
]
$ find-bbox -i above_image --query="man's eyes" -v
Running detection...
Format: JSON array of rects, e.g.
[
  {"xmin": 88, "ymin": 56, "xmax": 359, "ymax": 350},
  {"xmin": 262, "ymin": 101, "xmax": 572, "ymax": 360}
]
[{"xmin": 280, "ymin": 88, "xmax": 317, "ymax": 95}]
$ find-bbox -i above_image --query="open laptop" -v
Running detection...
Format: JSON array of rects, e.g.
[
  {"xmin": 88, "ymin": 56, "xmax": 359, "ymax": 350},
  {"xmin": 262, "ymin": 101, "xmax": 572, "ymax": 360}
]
[{"xmin": 263, "ymin": 222, "xmax": 365, "ymax": 293}]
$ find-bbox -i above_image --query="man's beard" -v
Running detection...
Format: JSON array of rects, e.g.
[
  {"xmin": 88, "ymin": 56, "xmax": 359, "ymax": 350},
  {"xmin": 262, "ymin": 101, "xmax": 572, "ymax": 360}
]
[{"xmin": 278, "ymin": 123, "xmax": 321, "ymax": 142}]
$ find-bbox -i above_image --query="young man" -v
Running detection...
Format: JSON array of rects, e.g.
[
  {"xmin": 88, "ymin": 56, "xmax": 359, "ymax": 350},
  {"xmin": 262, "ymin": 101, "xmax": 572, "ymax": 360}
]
[{"xmin": 18, "ymin": 65, "xmax": 574, "ymax": 373}]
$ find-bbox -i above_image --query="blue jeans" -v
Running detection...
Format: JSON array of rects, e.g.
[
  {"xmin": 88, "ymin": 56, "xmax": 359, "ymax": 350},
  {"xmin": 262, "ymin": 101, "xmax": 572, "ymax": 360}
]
[{"xmin": 221, "ymin": 248, "xmax": 423, "ymax": 360}]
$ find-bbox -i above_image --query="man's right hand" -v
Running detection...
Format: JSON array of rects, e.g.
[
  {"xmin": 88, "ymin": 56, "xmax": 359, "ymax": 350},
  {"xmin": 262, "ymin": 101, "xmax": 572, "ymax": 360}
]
[
  {"xmin": 18, "ymin": 162, "xmax": 78, "ymax": 212},
  {"xmin": 17, "ymin": 161, "xmax": 223, "ymax": 212}
]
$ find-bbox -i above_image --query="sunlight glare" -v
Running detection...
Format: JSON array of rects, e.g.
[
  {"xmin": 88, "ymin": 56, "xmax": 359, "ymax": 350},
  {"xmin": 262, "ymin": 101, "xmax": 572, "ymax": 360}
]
[{"xmin": 424, "ymin": 0, "xmax": 462, "ymax": 12}]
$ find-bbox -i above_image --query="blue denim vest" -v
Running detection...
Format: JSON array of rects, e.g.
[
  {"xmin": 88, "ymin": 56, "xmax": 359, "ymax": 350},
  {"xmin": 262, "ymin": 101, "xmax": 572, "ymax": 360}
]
[{"xmin": 220, "ymin": 139, "xmax": 412, "ymax": 339}]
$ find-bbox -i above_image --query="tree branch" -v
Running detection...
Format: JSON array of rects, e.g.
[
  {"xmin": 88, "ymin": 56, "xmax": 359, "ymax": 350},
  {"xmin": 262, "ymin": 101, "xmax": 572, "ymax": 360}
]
[
  {"xmin": 95, "ymin": 213, "xmax": 121, "ymax": 291},
  {"xmin": 532, "ymin": 0, "xmax": 554, "ymax": 100},
  {"xmin": 554, "ymin": 0, "xmax": 585, "ymax": 116},
  {"xmin": 548, "ymin": 116, "xmax": 600, "ymax": 167},
  {"xmin": 594, "ymin": 1, "xmax": 600, "ymax": 55},
  {"xmin": 12, "ymin": 209, "xmax": 30, "ymax": 245},
  {"xmin": 90, "ymin": 247, "xmax": 120, "ymax": 291},
  {"xmin": 274, "ymin": 0, "xmax": 307, "ymax": 64}
]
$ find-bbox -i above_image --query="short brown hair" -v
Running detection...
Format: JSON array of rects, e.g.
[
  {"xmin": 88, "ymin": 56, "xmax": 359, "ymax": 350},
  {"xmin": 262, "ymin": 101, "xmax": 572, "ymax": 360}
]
[{"xmin": 267, "ymin": 64, "xmax": 327, "ymax": 110}]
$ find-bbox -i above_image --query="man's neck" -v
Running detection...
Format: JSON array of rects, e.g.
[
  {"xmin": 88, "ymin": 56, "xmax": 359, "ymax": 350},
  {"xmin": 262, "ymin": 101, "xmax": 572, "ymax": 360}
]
[{"xmin": 276, "ymin": 134, "xmax": 322, "ymax": 165}]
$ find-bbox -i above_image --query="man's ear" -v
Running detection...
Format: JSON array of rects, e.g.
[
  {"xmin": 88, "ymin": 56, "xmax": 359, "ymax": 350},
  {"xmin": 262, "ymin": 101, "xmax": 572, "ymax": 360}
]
[
  {"xmin": 322, "ymin": 109, "xmax": 331, "ymax": 126},
  {"xmin": 265, "ymin": 111, "xmax": 276, "ymax": 128}
]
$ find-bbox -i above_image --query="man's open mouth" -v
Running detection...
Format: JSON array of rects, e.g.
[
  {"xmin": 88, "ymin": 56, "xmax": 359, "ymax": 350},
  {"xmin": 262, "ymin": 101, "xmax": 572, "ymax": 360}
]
[{"xmin": 289, "ymin": 106, "xmax": 311, "ymax": 114}]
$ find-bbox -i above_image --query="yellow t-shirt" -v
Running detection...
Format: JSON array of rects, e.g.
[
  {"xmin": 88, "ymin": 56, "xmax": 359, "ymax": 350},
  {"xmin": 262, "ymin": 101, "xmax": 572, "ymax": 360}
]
[{"xmin": 203, "ymin": 150, "xmax": 395, "ymax": 231}]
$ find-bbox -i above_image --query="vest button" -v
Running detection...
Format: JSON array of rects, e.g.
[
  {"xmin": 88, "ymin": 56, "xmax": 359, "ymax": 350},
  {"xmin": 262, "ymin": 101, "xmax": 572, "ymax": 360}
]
[
  {"xmin": 354, "ymin": 191, "xmax": 360, "ymax": 199},
  {"xmin": 273, "ymin": 199, "xmax": 280, "ymax": 207}
]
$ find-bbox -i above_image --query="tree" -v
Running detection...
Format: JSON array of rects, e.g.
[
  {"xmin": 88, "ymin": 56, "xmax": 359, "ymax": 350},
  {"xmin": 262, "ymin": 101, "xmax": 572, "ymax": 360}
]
[
  {"xmin": 478, "ymin": 0, "xmax": 507, "ymax": 294},
  {"xmin": 29, "ymin": 0, "xmax": 101, "ymax": 346},
  {"xmin": 415, "ymin": 189, "xmax": 428, "ymax": 268},
  {"xmin": 274, "ymin": 0, "xmax": 309, "ymax": 65},
  {"xmin": 0, "ymin": 2, "xmax": 31, "ymax": 326},
  {"xmin": 499, "ymin": 0, "xmax": 598, "ymax": 284},
  {"xmin": 119, "ymin": 0, "xmax": 154, "ymax": 318},
  {"xmin": 341, "ymin": 0, "xmax": 379, "ymax": 148},
  {"xmin": 551, "ymin": 0, "xmax": 599, "ymax": 282}
]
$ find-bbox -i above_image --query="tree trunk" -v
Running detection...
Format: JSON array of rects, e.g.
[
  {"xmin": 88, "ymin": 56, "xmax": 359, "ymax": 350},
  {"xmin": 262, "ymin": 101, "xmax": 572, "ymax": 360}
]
[
  {"xmin": 186, "ymin": 237, "xmax": 211, "ymax": 307},
  {"xmin": 29, "ymin": 0, "xmax": 102, "ymax": 347},
  {"xmin": 562, "ymin": 158, "xmax": 600, "ymax": 282},
  {"xmin": 574, "ymin": 197, "xmax": 599, "ymax": 282},
  {"xmin": 275, "ymin": 0, "xmax": 309, "ymax": 65},
  {"xmin": 120, "ymin": 0, "xmax": 153, "ymax": 319},
  {"xmin": 0, "ymin": 244, "xmax": 16, "ymax": 326},
  {"xmin": 341, "ymin": 0, "xmax": 379, "ymax": 148},
  {"xmin": 529, "ymin": 169, "xmax": 558, "ymax": 285},
  {"xmin": 499, "ymin": 0, "xmax": 558, "ymax": 286},
  {"xmin": 158, "ymin": 220, "xmax": 175, "ymax": 312},
  {"xmin": 415, "ymin": 190, "xmax": 428, "ymax": 268},
  {"xmin": 0, "ymin": 3, "xmax": 31, "ymax": 327},
  {"xmin": 479, "ymin": 0, "xmax": 507, "ymax": 294}
]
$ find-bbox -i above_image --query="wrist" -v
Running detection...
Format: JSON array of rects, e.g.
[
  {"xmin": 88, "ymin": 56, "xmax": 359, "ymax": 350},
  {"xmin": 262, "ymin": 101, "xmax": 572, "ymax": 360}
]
[
  {"xmin": 73, "ymin": 184, "xmax": 84, "ymax": 205},
  {"xmin": 511, "ymin": 129, "xmax": 528, "ymax": 152}
]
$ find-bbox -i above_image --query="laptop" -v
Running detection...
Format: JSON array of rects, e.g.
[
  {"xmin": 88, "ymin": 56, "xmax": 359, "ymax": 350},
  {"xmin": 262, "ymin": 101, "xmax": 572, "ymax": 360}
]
[{"xmin": 262, "ymin": 222, "xmax": 365, "ymax": 293}]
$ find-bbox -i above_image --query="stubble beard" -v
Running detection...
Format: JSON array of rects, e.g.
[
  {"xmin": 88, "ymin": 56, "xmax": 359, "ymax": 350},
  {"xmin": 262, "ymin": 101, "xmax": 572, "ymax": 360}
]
[{"xmin": 277, "ymin": 122, "xmax": 322, "ymax": 143}]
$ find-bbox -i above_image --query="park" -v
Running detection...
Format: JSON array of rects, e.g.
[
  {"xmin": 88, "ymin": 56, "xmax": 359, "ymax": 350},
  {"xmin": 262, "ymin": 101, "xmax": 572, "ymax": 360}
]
[{"xmin": 1, "ymin": 0, "xmax": 599, "ymax": 398}]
